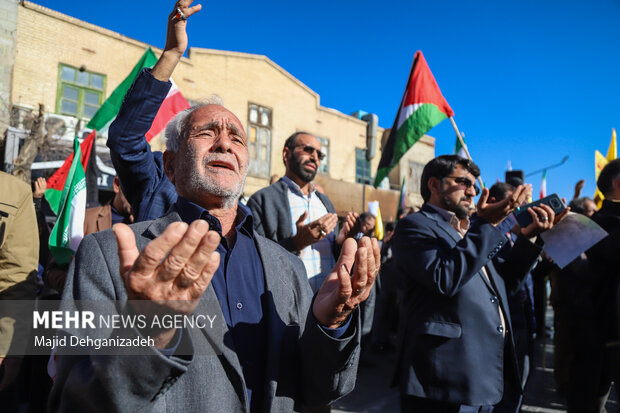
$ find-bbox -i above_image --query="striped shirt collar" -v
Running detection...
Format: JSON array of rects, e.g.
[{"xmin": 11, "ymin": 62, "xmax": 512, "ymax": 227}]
[{"xmin": 281, "ymin": 175, "xmax": 316, "ymax": 197}]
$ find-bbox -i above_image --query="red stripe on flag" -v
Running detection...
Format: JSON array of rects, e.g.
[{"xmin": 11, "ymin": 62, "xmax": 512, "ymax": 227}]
[
  {"xmin": 145, "ymin": 90, "xmax": 190, "ymax": 142},
  {"xmin": 47, "ymin": 130, "xmax": 96, "ymax": 191},
  {"xmin": 403, "ymin": 51, "xmax": 454, "ymax": 117}
]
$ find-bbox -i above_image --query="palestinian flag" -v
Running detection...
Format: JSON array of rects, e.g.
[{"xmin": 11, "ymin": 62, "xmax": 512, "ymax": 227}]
[
  {"xmin": 45, "ymin": 130, "xmax": 95, "ymax": 214},
  {"xmin": 454, "ymin": 134, "xmax": 467, "ymax": 158},
  {"xmin": 374, "ymin": 51, "xmax": 454, "ymax": 187},
  {"xmin": 48, "ymin": 138, "xmax": 87, "ymax": 265},
  {"xmin": 86, "ymin": 48, "xmax": 190, "ymax": 141}
]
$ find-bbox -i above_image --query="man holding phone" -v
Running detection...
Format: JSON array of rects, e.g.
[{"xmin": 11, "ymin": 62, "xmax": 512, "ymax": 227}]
[{"xmin": 392, "ymin": 155, "xmax": 562, "ymax": 413}]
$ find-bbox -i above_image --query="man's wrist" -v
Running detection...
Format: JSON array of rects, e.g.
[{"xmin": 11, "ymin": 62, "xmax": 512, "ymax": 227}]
[{"xmin": 151, "ymin": 51, "xmax": 182, "ymax": 81}]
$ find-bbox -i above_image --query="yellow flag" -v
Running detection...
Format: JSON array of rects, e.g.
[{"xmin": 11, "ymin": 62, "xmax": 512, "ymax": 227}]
[
  {"xmin": 607, "ymin": 128, "xmax": 617, "ymax": 161},
  {"xmin": 594, "ymin": 151, "xmax": 607, "ymax": 207},
  {"xmin": 594, "ymin": 129, "xmax": 618, "ymax": 207},
  {"xmin": 374, "ymin": 205, "xmax": 384, "ymax": 240},
  {"xmin": 367, "ymin": 201, "xmax": 384, "ymax": 240}
]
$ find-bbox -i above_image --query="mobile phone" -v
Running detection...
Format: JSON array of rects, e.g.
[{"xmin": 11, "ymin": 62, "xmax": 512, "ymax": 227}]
[{"xmin": 513, "ymin": 193, "xmax": 566, "ymax": 227}]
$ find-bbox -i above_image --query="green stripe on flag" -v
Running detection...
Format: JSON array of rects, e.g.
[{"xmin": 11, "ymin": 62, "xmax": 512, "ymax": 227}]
[
  {"xmin": 44, "ymin": 188, "xmax": 63, "ymax": 215},
  {"xmin": 86, "ymin": 48, "xmax": 158, "ymax": 131},
  {"xmin": 49, "ymin": 138, "xmax": 87, "ymax": 265},
  {"xmin": 374, "ymin": 103, "xmax": 448, "ymax": 186}
]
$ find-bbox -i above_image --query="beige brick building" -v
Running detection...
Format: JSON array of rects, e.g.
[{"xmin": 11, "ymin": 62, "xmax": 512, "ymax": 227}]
[{"xmin": 10, "ymin": 1, "xmax": 435, "ymax": 219}]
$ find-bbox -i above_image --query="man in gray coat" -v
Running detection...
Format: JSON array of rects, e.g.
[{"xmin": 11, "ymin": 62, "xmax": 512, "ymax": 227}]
[
  {"xmin": 49, "ymin": 2, "xmax": 379, "ymax": 411},
  {"xmin": 247, "ymin": 132, "xmax": 358, "ymax": 292}
]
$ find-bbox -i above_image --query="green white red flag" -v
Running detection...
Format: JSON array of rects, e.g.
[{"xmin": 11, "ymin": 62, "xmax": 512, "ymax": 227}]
[
  {"xmin": 48, "ymin": 137, "xmax": 87, "ymax": 265},
  {"xmin": 45, "ymin": 130, "xmax": 95, "ymax": 215},
  {"xmin": 86, "ymin": 47, "xmax": 190, "ymax": 141},
  {"xmin": 539, "ymin": 170, "xmax": 547, "ymax": 199},
  {"xmin": 373, "ymin": 51, "xmax": 454, "ymax": 187}
]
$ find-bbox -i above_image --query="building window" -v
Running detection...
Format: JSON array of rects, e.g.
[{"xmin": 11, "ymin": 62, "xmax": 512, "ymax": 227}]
[
  {"xmin": 355, "ymin": 148, "xmax": 372, "ymax": 184},
  {"xmin": 316, "ymin": 137, "xmax": 329, "ymax": 174},
  {"xmin": 56, "ymin": 64, "xmax": 105, "ymax": 120},
  {"xmin": 408, "ymin": 160, "xmax": 426, "ymax": 194},
  {"xmin": 247, "ymin": 103, "xmax": 272, "ymax": 178}
]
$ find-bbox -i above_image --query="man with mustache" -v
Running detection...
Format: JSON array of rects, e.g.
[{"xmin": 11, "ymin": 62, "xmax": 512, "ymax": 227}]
[
  {"xmin": 248, "ymin": 133, "xmax": 356, "ymax": 292},
  {"xmin": 392, "ymin": 155, "xmax": 561, "ymax": 413},
  {"xmin": 49, "ymin": 2, "xmax": 379, "ymax": 412}
]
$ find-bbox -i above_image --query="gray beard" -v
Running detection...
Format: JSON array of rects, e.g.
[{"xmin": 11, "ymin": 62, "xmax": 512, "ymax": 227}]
[
  {"xmin": 188, "ymin": 172, "xmax": 246, "ymax": 209},
  {"xmin": 181, "ymin": 149, "xmax": 248, "ymax": 209}
]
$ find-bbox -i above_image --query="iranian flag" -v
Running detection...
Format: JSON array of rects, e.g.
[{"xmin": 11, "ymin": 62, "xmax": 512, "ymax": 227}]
[
  {"xmin": 45, "ymin": 130, "xmax": 95, "ymax": 215},
  {"xmin": 374, "ymin": 51, "xmax": 454, "ymax": 187},
  {"xmin": 539, "ymin": 170, "xmax": 547, "ymax": 199},
  {"xmin": 86, "ymin": 47, "xmax": 190, "ymax": 141},
  {"xmin": 48, "ymin": 137, "xmax": 87, "ymax": 265}
]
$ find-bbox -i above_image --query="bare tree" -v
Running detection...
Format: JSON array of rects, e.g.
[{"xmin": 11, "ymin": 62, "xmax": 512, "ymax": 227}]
[{"xmin": 12, "ymin": 104, "xmax": 62, "ymax": 183}]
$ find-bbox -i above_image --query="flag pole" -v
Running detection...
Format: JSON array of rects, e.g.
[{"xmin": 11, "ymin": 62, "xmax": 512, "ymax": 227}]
[{"xmin": 449, "ymin": 117, "xmax": 484, "ymax": 189}]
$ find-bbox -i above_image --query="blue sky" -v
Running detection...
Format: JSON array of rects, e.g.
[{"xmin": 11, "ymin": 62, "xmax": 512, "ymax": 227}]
[{"xmin": 35, "ymin": 0, "xmax": 620, "ymax": 201}]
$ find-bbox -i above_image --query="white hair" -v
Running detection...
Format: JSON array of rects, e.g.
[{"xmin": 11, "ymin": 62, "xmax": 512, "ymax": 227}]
[{"xmin": 164, "ymin": 94, "xmax": 224, "ymax": 152}]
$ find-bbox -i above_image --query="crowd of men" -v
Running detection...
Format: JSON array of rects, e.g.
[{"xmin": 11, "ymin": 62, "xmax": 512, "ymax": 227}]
[{"xmin": 1, "ymin": 1, "xmax": 619, "ymax": 412}]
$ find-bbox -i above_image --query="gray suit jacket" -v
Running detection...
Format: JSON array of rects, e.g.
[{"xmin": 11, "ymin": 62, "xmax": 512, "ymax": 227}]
[
  {"xmin": 247, "ymin": 179, "xmax": 337, "ymax": 255},
  {"xmin": 49, "ymin": 210, "xmax": 360, "ymax": 413}
]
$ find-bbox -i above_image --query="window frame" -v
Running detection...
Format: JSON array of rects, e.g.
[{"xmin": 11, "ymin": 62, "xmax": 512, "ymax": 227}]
[
  {"xmin": 56, "ymin": 63, "xmax": 106, "ymax": 120},
  {"xmin": 316, "ymin": 136, "xmax": 330, "ymax": 175},
  {"xmin": 246, "ymin": 102, "xmax": 273, "ymax": 178},
  {"xmin": 355, "ymin": 147, "xmax": 372, "ymax": 185}
]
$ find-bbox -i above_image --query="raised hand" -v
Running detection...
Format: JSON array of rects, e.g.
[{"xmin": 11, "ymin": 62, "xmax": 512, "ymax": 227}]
[
  {"xmin": 312, "ymin": 237, "xmax": 380, "ymax": 329},
  {"xmin": 477, "ymin": 184, "xmax": 532, "ymax": 226},
  {"xmin": 113, "ymin": 219, "xmax": 220, "ymax": 347},
  {"xmin": 520, "ymin": 203, "xmax": 569, "ymax": 238},
  {"xmin": 336, "ymin": 211, "xmax": 359, "ymax": 245},
  {"xmin": 33, "ymin": 177, "xmax": 47, "ymax": 199},
  {"xmin": 164, "ymin": 0, "xmax": 202, "ymax": 56},
  {"xmin": 152, "ymin": 0, "xmax": 202, "ymax": 81},
  {"xmin": 573, "ymin": 179, "xmax": 585, "ymax": 200},
  {"xmin": 292, "ymin": 211, "xmax": 338, "ymax": 250}
]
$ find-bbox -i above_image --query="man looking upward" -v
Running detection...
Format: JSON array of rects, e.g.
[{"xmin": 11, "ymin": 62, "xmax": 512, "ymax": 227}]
[{"xmin": 50, "ymin": 3, "xmax": 379, "ymax": 412}]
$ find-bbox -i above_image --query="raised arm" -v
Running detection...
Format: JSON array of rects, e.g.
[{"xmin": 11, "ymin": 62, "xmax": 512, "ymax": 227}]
[{"xmin": 106, "ymin": 1, "xmax": 201, "ymax": 222}]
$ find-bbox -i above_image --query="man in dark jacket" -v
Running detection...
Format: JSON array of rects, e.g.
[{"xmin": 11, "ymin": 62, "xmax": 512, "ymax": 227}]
[
  {"xmin": 392, "ymin": 155, "xmax": 560, "ymax": 412},
  {"xmin": 247, "ymin": 133, "xmax": 355, "ymax": 291},
  {"xmin": 585, "ymin": 158, "xmax": 620, "ymax": 412}
]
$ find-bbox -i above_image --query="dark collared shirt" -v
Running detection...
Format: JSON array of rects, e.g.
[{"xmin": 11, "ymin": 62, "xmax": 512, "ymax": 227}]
[
  {"xmin": 176, "ymin": 197, "xmax": 267, "ymax": 412},
  {"xmin": 110, "ymin": 205, "xmax": 131, "ymax": 225}
]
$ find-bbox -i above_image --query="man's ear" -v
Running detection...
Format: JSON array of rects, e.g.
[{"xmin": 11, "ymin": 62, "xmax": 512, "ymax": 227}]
[
  {"xmin": 112, "ymin": 176, "xmax": 121, "ymax": 194},
  {"xmin": 282, "ymin": 147, "xmax": 290, "ymax": 166},
  {"xmin": 163, "ymin": 150, "xmax": 176, "ymax": 184},
  {"xmin": 428, "ymin": 176, "xmax": 441, "ymax": 195}
]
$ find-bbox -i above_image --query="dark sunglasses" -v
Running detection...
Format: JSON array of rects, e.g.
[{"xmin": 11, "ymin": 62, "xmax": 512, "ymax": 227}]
[
  {"xmin": 295, "ymin": 144, "xmax": 326, "ymax": 161},
  {"xmin": 445, "ymin": 176, "xmax": 481, "ymax": 195}
]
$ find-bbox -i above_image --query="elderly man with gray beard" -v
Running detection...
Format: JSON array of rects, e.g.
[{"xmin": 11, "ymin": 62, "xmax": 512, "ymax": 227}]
[{"xmin": 49, "ymin": 2, "xmax": 379, "ymax": 412}]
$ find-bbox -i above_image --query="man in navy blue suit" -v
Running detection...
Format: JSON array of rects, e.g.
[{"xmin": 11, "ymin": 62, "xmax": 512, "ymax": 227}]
[{"xmin": 393, "ymin": 155, "xmax": 562, "ymax": 413}]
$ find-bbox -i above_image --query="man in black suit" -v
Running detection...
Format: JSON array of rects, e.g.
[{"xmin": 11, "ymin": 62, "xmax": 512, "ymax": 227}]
[
  {"xmin": 584, "ymin": 158, "xmax": 620, "ymax": 413},
  {"xmin": 393, "ymin": 155, "xmax": 560, "ymax": 413}
]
